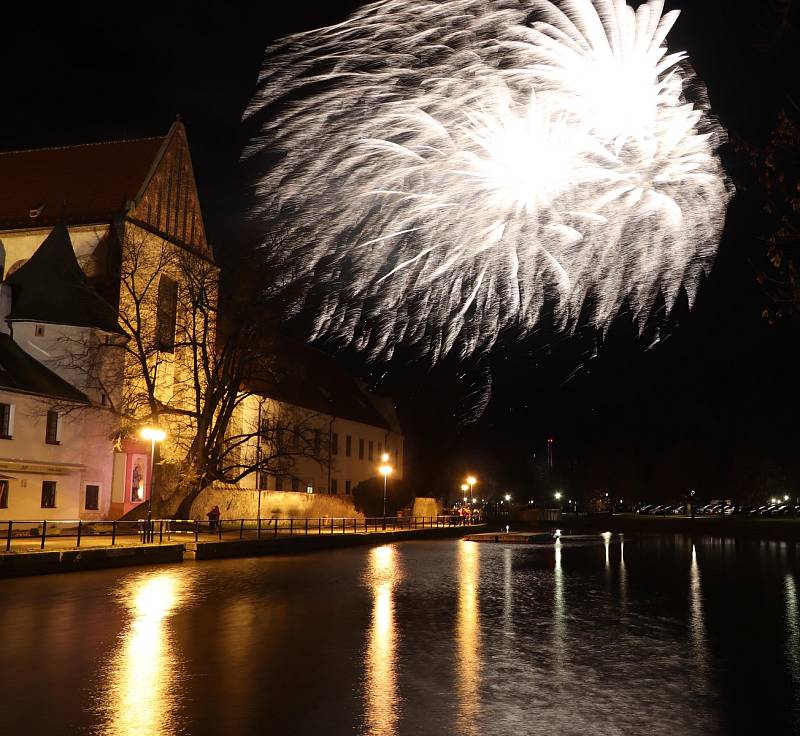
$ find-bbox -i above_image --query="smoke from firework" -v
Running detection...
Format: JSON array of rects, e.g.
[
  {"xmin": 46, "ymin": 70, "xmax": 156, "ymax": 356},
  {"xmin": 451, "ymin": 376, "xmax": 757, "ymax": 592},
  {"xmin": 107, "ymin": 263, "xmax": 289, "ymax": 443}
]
[{"xmin": 245, "ymin": 0, "xmax": 732, "ymax": 362}]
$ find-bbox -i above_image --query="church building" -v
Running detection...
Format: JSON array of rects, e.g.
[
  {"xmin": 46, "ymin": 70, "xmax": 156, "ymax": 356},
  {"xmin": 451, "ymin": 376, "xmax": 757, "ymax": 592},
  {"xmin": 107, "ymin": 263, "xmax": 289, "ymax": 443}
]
[{"xmin": 0, "ymin": 121, "xmax": 212, "ymax": 521}]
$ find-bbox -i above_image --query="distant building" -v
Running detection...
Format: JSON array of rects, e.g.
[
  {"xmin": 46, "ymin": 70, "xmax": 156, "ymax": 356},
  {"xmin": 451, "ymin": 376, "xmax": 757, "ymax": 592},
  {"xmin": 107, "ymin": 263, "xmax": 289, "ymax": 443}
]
[{"xmin": 237, "ymin": 342, "xmax": 404, "ymax": 497}]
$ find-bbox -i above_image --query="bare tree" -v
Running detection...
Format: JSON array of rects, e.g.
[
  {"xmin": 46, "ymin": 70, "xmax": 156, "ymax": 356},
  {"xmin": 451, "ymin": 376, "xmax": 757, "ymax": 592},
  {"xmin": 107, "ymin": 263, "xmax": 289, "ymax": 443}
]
[{"xmin": 60, "ymin": 220, "xmax": 331, "ymax": 517}]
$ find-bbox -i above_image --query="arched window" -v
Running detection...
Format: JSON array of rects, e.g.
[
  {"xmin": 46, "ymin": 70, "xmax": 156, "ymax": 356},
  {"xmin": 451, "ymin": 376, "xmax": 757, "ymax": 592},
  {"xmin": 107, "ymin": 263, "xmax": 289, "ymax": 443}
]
[{"xmin": 156, "ymin": 275, "xmax": 178, "ymax": 352}]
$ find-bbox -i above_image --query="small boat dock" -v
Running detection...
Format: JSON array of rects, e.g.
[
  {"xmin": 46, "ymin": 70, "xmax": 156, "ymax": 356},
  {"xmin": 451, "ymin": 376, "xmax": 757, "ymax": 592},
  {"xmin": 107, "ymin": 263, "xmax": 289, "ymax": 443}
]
[{"xmin": 464, "ymin": 531, "xmax": 554, "ymax": 544}]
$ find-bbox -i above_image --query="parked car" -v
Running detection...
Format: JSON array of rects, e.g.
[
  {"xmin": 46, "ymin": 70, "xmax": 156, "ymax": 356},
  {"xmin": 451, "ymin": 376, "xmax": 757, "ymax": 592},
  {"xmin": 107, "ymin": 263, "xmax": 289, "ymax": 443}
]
[
  {"xmin": 638, "ymin": 505, "xmax": 654, "ymax": 514},
  {"xmin": 671, "ymin": 505, "xmax": 686, "ymax": 515}
]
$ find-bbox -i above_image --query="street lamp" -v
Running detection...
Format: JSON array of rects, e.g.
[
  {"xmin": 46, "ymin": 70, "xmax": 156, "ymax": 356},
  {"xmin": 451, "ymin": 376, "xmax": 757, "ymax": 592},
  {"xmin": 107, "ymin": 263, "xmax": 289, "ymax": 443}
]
[
  {"xmin": 466, "ymin": 475, "xmax": 477, "ymax": 505},
  {"xmin": 379, "ymin": 453, "xmax": 393, "ymax": 530},
  {"xmin": 140, "ymin": 426, "xmax": 166, "ymax": 543},
  {"xmin": 504, "ymin": 493, "xmax": 511, "ymax": 502}
]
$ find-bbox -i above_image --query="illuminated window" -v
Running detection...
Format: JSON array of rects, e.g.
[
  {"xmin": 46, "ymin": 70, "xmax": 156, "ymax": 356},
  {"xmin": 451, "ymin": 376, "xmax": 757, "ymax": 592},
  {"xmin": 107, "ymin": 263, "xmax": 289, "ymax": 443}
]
[{"xmin": 130, "ymin": 458, "xmax": 146, "ymax": 502}]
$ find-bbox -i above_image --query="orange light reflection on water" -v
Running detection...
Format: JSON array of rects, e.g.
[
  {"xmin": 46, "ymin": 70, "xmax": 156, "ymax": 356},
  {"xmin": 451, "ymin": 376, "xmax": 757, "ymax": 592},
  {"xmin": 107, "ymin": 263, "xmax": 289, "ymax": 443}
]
[
  {"xmin": 364, "ymin": 545, "xmax": 401, "ymax": 736},
  {"xmin": 102, "ymin": 570, "xmax": 187, "ymax": 736},
  {"xmin": 456, "ymin": 540, "xmax": 480, "ymax": 735}
]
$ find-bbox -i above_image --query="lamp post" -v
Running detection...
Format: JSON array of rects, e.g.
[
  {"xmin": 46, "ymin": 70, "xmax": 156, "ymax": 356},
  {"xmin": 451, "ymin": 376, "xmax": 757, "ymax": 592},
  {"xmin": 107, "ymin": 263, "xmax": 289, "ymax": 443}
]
[
  {"xmin": 554, "ymin": 491, "xmax": 562, "ymax": 510},
  {"xmin": 379, "ymin": 452, "xmax": 393, "ymax": 530},
  {"xmin": 140, "ymin": 426, "xmax": 166, "ymax": 543}
]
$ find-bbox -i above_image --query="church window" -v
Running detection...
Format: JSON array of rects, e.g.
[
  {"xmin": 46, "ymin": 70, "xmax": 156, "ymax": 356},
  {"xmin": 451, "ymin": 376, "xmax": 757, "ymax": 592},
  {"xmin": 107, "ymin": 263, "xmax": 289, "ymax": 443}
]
[
  {"xmin": 156, "ymin": 275, "xmax": 178, "ymax": 352},
  {"xmin": 167, "ymin": 167, "xmax": 175, "ymax": 236},
  {"xmin": 182, "ymin": 188, "xmax": 190, "ymax": 243}
]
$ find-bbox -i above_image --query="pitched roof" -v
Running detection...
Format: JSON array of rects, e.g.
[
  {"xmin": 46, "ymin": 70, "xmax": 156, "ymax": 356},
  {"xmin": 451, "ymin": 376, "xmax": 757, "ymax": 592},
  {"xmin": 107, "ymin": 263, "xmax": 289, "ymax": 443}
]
[
  {"xmin": 248, "ymin": 340, "xmax": 398, "ymax": 431},
  {"xmin": 0, "ymin": 333, "xmax": 88, "ymax": 403},
  {"xmin": 6, "ymin": 224, "xmax": 122, "ymax": 333},
  {"xmin": 0, "ymin": 135, "xmax": 166, "ymax": 229}
]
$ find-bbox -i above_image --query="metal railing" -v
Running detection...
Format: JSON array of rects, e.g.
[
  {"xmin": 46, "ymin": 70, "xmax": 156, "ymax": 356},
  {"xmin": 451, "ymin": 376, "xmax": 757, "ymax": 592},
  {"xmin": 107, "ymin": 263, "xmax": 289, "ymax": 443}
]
[{"xmin": 2, "ymin": 515, "xmax": 474, "ymax": 552}]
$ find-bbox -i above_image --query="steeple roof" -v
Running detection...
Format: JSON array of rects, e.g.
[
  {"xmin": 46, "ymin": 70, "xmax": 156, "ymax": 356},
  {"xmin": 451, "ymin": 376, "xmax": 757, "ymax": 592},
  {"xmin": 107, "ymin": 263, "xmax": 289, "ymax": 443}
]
[{"xmin": 6, "ymin": 224, "xmax": 122, "ymax": 333}]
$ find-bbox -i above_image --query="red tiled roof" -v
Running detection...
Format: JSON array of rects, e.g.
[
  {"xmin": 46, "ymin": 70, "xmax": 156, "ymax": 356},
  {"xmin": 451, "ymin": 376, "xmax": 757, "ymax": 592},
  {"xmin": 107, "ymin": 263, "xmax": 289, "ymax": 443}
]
[{"xmin": 0, "ymin": 136, "xmax": 166, "ymax": 229}]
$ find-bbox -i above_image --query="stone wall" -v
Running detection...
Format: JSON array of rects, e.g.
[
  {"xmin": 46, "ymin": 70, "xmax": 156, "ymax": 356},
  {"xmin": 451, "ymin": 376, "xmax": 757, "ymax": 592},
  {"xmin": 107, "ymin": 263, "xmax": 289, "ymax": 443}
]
[{"xmin": 189, "ymin": 486, "xmax": 363, "ymax": 521}]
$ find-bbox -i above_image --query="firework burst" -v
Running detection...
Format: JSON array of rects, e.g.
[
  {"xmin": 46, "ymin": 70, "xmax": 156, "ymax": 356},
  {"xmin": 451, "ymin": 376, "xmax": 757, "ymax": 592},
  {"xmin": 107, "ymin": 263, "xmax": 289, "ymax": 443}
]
[{"xmin": 245, "ymin": 0, "xmax": 731, "ymax": 362}]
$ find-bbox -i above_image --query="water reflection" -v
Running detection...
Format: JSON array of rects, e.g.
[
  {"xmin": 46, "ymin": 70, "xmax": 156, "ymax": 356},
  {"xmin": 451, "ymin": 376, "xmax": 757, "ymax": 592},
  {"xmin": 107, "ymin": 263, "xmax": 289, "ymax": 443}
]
[
  {"xmin": 503, "ymin": 546, "xmax": 513, "ymax": 632},
  {"xmin": 364, "ymin": 545, "xmax": 401, "ymax": 736},
  {"xmin": 689, "ymin": 544, "xmax": 709, "ymax": 685},
  {"xmin": 103, "ymin": 570, "xmax": 187, "ymax": 736},
  {"xmin": 785, "ymin": 573, "xmax": 800, "ymax": 727},
  {"xmin": 552, "ymin": 538, "xmax": 565, "ymax": 676},
  {"xmin": 456, "ymin": 541, "xmax": 481, "ymax": 734},
  {"xmin": 620, "ymin": 536, "xmax": 628, "ymax": 613}
]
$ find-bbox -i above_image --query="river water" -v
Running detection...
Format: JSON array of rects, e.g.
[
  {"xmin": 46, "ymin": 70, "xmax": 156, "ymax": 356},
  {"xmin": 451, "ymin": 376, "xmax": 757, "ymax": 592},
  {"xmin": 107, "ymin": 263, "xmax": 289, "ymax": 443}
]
[{"xmin": 1, "ymin": 534, "xmax": 798, "ymax": 735}]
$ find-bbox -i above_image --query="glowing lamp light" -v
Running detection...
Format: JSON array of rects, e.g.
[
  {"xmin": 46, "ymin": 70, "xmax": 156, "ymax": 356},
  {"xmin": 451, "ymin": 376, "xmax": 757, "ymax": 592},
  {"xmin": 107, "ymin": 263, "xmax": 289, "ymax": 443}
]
[
  {"xmin": 381, "ymin": 452, "xmax": 390, "ymax": 463},
  {"xmin": 554, "ymin": 492, "xmax": 562, "ymax": 500},
  {"xmin": 504, "ymin": 493, "xmax": 511, "ymax": 502},
  {"xmin": 466, "ymin": 476, "xmax": 477, "ymax": 486},
  {"xmin": 379, "ymin": 464, "xmax": 393, "ymax": 477},
  {"xmin": 140, "ymin": 427, "xmax": 166, "ymax": 443},
  {"xmin": 461, "ymin": 483, "xmax": 469, "ymax": 492}
]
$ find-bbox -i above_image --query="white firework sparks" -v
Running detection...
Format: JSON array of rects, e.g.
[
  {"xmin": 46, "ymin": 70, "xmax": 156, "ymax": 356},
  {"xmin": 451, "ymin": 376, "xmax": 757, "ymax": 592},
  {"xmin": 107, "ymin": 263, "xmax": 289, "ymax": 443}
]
[{"xmin": 245, "ymin": 0, "xmax": 732, "ymax": 362}]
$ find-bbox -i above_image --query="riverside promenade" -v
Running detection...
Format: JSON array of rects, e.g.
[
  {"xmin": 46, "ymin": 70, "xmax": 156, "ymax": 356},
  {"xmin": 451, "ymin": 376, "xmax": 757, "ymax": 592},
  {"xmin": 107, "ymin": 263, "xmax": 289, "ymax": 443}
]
[{"xmin": 0, "ymin": 516, "xmax": 483, "ymax": 577}]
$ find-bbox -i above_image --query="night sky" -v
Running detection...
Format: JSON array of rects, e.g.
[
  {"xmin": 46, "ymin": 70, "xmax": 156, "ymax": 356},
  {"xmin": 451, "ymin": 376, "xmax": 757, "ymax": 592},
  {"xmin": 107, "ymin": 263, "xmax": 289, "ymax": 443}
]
[{"xmin": 3, "ymin": 0, "xmax": 798, "ymax": 505}]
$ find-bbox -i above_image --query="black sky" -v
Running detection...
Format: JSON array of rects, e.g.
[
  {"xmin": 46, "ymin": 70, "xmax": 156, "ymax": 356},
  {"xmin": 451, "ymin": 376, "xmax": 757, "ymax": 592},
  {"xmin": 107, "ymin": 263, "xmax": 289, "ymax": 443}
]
[{"xmin": 2, "ymin": 0, "xmax": 798, "ymax": 504}]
